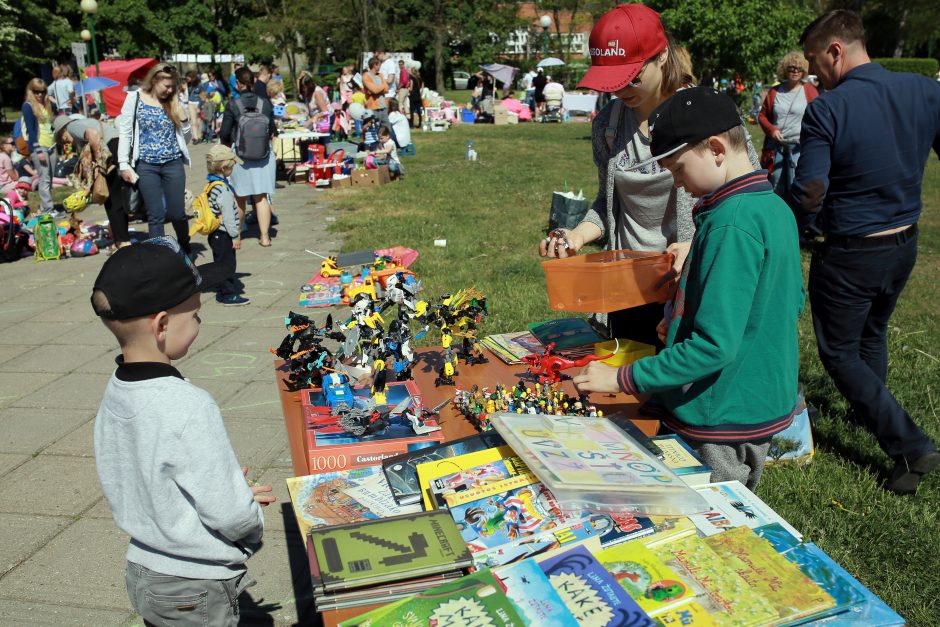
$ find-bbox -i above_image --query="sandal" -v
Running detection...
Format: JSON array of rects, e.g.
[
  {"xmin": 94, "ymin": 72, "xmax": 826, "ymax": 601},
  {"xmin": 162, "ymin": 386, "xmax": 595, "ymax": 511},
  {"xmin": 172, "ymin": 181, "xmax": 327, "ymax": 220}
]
[{"xmin": 259, "ymin": 236, "xmax": 272, "ymax": 247}]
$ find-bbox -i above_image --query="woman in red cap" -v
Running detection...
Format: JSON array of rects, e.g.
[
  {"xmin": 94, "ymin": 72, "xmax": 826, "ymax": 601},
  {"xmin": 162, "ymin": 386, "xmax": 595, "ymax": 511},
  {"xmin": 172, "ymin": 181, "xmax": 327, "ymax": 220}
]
[{"xmin": 539, "ymin": 4, "xmax": 756, "ymax": 347}]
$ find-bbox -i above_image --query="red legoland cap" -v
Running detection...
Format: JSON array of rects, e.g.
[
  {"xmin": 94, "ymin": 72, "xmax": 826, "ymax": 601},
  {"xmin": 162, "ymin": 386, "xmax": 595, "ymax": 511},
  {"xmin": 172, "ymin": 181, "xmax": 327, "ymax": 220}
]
[{"xmin": 577, "ymin": 4, "xmax": 668, "ymax": 93}]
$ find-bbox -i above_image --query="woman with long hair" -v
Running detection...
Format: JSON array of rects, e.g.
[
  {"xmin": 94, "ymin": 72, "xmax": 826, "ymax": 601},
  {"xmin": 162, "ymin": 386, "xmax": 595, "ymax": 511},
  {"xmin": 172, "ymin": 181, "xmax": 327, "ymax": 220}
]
[
  {"xmin": 117, "ymin": 63, "xmax": 193, "ymax": 248},
  {"xmin": 758, "ymin": 52, "xmax": 818, "ymax": 199},
  {"xmin": 539, "ymin": 4, "xmax": 757, "ymax": 346},
  {"xmin": 221, "ymin": 66, "xmax": 277, "ymax": 247},
  {"xmin": 21, "ymin": 78, "xmax": 56, "ymax": 214}
]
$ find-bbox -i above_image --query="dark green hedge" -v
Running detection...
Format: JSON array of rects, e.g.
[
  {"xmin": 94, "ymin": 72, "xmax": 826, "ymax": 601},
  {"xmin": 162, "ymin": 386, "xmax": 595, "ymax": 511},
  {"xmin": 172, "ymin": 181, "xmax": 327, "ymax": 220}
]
[{"xmin": 872, "ymin": 58, "xmax": 939, "ymax": 77}]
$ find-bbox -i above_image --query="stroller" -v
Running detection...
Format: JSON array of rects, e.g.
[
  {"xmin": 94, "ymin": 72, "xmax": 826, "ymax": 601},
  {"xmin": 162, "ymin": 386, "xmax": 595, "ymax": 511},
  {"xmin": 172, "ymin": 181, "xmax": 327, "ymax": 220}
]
[{"xmin": 541, "ymin": 84, "xmax": 564, "ymax": 123}]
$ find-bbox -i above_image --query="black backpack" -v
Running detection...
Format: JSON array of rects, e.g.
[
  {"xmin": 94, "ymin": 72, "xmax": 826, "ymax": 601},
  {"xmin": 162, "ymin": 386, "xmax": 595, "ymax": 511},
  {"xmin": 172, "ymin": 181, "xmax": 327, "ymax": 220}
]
[{"xmin": 233, "ymin": 98, "xmax": 270, "ymax": 161}]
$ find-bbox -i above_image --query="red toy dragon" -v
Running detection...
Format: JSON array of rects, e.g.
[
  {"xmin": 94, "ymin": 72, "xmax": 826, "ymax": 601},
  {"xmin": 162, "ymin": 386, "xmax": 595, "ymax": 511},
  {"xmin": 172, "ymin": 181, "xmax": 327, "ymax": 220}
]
[{"xmin": 521, "ymin": 342, "xmax": 614, "ymax": 384}]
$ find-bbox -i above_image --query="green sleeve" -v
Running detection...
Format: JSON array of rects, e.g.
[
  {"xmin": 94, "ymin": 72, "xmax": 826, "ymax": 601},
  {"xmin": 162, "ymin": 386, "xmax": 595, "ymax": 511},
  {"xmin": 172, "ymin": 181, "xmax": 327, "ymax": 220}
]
[{"xmin": 629, "ymin": 225, "xmax": 764, "ymax": 394}]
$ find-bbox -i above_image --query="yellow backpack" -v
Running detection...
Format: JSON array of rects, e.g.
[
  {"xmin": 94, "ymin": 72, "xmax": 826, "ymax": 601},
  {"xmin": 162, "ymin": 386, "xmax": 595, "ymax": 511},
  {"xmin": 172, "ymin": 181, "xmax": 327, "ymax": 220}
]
[{"xmin": 189, "ymin": 180, "xmax": 224, "ymax": 236}]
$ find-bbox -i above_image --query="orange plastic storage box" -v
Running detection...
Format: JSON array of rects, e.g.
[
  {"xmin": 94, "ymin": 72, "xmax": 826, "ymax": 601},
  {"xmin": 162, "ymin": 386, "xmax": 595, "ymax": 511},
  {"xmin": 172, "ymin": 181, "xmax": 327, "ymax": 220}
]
[{"xmin": 542, "ymin": 249, "xmax": 674, "ymax": 313}]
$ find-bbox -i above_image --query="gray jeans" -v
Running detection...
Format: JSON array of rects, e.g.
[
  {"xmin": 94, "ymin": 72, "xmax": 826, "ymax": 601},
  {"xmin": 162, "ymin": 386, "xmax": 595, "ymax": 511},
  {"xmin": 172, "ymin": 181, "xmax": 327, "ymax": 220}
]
[
  {"xmin": 125, "ymin": 561, "xmax": 255, "ymax": 627},
  {"xmin": 31, "ymin": 148, "xmax": 56, "ymax": 212},
  {"xmin": 690, "ymin": 439, "xmax": 771, "ymax": 491}
]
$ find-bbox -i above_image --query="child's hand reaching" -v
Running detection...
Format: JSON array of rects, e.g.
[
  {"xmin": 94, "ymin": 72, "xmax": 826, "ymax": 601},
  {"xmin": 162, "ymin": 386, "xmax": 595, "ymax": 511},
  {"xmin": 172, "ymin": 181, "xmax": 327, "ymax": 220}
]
[
  {"xmin": 243, "ymin": 467, "xmax": 276, "ymax": 507},
  {"xmin": 572, "ymin": 361, "xmax": 621, "ymax": 395}
]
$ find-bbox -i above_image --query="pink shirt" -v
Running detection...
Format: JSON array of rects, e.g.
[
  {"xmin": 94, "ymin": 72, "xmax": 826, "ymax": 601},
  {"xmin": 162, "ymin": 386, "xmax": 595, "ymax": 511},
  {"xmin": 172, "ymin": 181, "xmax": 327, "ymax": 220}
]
[
  {"xmin": 400, "ymin": 68, "xmax": 410, "ymax": 90},
  {"xmin": 0, "ymin": 153, "xmax": 15, "ymax": 190}
]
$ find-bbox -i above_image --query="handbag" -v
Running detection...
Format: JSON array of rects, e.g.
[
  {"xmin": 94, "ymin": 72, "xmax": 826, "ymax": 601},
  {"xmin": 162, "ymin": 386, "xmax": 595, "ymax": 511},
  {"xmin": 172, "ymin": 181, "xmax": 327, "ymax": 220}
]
[{"xmin": 90, "ymin": 164, "xmax": 110, "ymax": 204}]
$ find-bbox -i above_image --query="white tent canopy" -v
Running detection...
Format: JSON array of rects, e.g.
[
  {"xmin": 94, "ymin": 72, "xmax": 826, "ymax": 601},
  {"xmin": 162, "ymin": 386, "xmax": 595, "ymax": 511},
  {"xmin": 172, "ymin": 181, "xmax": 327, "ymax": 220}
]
[{"xmin": 479, "ymin": 63, "xmax": 518, "ymax": 87}]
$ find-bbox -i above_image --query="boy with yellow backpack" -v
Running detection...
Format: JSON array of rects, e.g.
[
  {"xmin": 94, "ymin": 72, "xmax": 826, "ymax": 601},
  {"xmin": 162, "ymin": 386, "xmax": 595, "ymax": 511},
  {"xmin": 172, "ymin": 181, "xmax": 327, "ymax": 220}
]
[{"xmin": 191, "ymin": 145, "xmax": 249, "ymax": 305}]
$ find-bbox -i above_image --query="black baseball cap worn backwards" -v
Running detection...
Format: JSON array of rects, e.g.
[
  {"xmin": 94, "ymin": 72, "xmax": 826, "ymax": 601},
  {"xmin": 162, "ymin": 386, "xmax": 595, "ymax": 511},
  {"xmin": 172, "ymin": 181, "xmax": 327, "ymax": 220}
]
[
  {"xmin": 648, "ymin": 86, "xmax": 743, "ymax": 163},
  {"xmin": 92, "ymin": 237, "xmax": 228, "ymax": 320}
]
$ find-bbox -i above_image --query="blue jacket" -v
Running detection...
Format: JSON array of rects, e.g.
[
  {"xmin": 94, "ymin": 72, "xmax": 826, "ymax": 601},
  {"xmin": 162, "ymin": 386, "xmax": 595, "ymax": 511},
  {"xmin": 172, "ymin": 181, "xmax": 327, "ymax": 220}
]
[
  {"xmin": 789, "ymin": 63, "xmax": 940, "ymax": 236},
  {"xmin": 21, "ymin": 102, "xmax": 40, "ymax": 152}
]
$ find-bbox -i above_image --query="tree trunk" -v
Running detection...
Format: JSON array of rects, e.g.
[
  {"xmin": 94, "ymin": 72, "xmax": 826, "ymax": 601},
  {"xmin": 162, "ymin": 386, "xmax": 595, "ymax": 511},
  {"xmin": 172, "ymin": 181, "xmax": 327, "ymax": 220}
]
[
  {"xmin": 360, "ymin": 0, "xmax": 371, "ymax": 63},
  {"xmin": 893, "ymin": 8, "xmax": 909, "ymax": 57},
  {"xmin": 433, "ymin": 0, "xmax": 445, "ymax": 91}
]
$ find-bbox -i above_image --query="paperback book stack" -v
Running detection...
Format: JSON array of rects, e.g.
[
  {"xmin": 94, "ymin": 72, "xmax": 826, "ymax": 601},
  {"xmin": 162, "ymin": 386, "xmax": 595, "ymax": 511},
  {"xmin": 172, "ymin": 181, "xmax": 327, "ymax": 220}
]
[{"xmin": 304, "ymin": 510, "xmax": 472, "ymax": 611}]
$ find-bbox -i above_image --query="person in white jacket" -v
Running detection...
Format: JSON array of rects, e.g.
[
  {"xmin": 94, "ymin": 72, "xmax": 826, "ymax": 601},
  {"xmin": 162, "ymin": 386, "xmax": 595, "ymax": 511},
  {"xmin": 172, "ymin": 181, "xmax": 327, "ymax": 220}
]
[{"xmin": 117, "ymin": 64, "xmax": 193, "ymax": 250}]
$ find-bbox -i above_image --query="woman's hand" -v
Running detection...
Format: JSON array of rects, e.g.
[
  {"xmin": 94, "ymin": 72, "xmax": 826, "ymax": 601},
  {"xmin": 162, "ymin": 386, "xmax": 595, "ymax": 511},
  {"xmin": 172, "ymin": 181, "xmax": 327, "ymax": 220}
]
[
  {"xmin": 120, "ymin": 169, "xmax": 137, "ymax": 184},
  {"xmin": 656, "ymin": 242, "xmax": 692, "ymax": 289},
  {"xmin": 656, "ymin": 318, "xmax": 669, "ymax": 345},
  {"xmin": 771, "ymin": 129, "xmax": 785, "ymax": 142},
  {"xmin": 539, "ymin": 228, "xmax": 586, "ymax": 258}
]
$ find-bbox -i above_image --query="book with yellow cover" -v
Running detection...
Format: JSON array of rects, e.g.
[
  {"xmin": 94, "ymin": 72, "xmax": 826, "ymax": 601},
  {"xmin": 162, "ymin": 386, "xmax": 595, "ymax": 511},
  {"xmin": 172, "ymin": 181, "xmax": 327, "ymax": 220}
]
[
  {"xmin": 703, "ymin": 527, "xmax": 836, "ymax": 625},
  {"xmin": 442, "ymin": 472, "xmax": 540, "ymax": 508},
  {"xmin": 429, "ymin": 455, "xmax": 531, "ymax": 507},
  {"xmin": 595, "ymin": 540, "xmax": 698, "ymax": 616},
  {"xmin": 653, "ymin": 534, "xmax": 777, "ymax": 627},
  {"xmin": 415, "ymin": 445, "xmax": 514, "ymax": 510},
  {"xmin": 652, "ymin": 601, "xmax": 717, "ymax": 626}
]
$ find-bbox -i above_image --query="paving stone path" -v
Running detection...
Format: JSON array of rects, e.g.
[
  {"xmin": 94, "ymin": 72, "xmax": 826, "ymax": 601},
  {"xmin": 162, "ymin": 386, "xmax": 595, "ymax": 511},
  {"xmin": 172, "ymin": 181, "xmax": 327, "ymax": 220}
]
[{"xmin": 0, "ymin": 141, "xmax": 339, "ymax": 625}]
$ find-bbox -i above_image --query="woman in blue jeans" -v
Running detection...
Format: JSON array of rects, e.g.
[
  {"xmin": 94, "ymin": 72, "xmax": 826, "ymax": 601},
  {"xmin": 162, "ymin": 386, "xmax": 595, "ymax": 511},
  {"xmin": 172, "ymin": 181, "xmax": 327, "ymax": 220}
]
[{"xmin": 117, "ymin": 64, "xmax": 192, "ymax": 250}]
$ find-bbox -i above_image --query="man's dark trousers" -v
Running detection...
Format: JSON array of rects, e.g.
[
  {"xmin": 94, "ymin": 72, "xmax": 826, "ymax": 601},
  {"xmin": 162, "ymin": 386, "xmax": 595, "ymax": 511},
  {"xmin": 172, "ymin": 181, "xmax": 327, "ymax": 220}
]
[{"xmin": 809, "ymin": 225, "xmax": 935, "ymax": 463}]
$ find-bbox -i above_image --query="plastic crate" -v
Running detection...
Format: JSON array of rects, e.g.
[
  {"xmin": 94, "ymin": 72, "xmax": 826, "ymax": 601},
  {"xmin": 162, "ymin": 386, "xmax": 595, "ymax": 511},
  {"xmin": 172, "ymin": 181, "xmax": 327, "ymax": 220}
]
[{"xmin": 542, "ymin": 249, "xmax": 674, "ymax": 313}]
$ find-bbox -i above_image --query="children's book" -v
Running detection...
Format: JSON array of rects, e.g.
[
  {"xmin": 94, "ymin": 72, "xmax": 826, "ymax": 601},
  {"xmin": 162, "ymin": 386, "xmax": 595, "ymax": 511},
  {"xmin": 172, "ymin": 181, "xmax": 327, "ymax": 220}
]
[
  {"xmin": 481, "ymin": 330, "xmax": 547, "ymax": 364},
  {"xmin": 338, "ymin": 569, "xmax": 527, "ymax": 627},
  {"xmin": 528, "ymin": 317, "xmax": 606, "ymax": 350},
  {"xmin": 652, "ymin": 601, "xmax": 717, "ymax": 626},
  {"xmin": 313, "ymin": 572, "xmax": 465, "ymax": 611},
  {"xmin": 382, "ymin": 431, "xmax": 506, "ymax": 505},
  {"xmin": 447, "ymin": 479, "xmax": 588, "ymax": 555},
  {"xmin": 307, "ymin": 510, "xmax": 472, "ymax": 593},
  {"xmin": 489, "ymin": 413, "xmax": 708, "ymax": 516},
  {"xmin": 766, "ymin": 405, "xmax": 815, "ymax": 465},
  {"xmin": 649, "ymin": 435, "xmax": 713, "ymax": 487},
  {"xmin": 690, "ymin": 481, "xmax": 802, "ymax": 540},
  {"xmin": 651, "ymin": 534, "xmax": 778, "ymax": 626},
  {"xmin": 431, "ymin": 455, "xmax": 531, "ymax": 507},
  {"xmin": 286, "ymin": 467, "xmax": 421, "ymax": 538},
  {"xmin": 754, "ymin": 524, "xmax": 864, "ymax": 619},
  {"xmin": 594, "ymin": 540, "xmax": 699, "ymax": 617},
  {"xmin": 540, "ymin": 545, "xmax": 655, "ymax": 627},
  {"xmin": 703, "ymin": 526, "xmax": 836, "ymax": 625},
  {"xmin": 792, "ymin": 544, "xmax": 905, "ymax": 626},
  {"xmin": 416, "ymin": 445, "xmax": 515, "ymax": 510},
  {"xmin": 470, "ymin": 516, "xmax": 612, "ymax": 571},
  {"xmin": 442, "ymin": 471, "xmax": 540, "ymax": 508},
  {"xmin": 493, "ymin": 559, "xmax": 580, "ymax": 626},
  {"xmin": 302, "ymin": 380, "xmax": 446, "ymax": 474}
]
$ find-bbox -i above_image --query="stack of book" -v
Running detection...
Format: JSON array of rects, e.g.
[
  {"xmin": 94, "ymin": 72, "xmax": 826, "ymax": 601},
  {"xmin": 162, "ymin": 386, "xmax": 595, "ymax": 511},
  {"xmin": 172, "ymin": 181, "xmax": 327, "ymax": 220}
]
[
  {"xmin": 305, "ymin": 511, "xmax": 472, "ymax": 611},
  {"xmin": 286, "ymin": 413, "xmax": 904, "ymax": 625}
]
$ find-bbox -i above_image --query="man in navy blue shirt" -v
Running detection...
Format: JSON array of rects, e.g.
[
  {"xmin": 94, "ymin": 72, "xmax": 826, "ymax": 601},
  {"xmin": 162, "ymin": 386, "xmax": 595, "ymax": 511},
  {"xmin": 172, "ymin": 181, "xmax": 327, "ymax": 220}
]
[{"xmin": 791, "ymin": 10, "xmax": 940, "ymax": 494}]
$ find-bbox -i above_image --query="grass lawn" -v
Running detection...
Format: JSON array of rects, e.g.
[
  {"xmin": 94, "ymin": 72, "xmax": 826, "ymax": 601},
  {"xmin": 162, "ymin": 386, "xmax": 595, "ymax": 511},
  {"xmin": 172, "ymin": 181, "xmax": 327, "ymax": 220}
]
[{"xmin": 324, "ymin": 120, "xmax": 939, "ymax": 625}]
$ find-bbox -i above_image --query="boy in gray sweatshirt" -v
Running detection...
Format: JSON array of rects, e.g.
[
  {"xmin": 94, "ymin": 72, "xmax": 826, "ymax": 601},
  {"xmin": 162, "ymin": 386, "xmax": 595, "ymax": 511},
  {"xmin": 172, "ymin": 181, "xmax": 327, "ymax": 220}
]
[{"xmin": 91, "ymin": 237, "xmax": 275, "ymax": 625}]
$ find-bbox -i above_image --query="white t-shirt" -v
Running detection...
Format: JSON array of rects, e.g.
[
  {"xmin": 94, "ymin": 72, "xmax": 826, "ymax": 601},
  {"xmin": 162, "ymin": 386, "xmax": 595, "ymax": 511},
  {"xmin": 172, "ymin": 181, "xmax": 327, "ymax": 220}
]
[
  {"xmin": 381, "ymin": 138, "xmax": 400, "ymax": 165},
  {"xmin": 388, "ymin": 111, "xmax": 411, "ymax": 148},
  {"xmin": 523, "ymin": 71, "xmax": 537, "ymax": 90},
  {"xmin": 51, "ymin": 78, "xmax": 75, "ymax": 110},
  {"xmin": 380, "ymin": 58, "xmax": 398, "ymax": 93}
]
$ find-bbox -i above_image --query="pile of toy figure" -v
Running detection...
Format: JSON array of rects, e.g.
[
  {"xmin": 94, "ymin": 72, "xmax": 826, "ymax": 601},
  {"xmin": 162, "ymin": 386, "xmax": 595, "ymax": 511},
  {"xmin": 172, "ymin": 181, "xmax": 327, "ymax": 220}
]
[
  {"xmin": 273, "ymin": 277, "xmax": 489, "ymax": 397},
  {"xmin": 453, "ymin": 381, "xmax": 603, "ymax": 432}
]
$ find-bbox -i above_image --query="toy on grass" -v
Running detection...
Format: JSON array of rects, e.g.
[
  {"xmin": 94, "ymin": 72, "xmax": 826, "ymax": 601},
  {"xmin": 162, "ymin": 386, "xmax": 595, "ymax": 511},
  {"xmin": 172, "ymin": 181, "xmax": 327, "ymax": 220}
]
[{"xmin": 521, "ymin": 341, "xmax": 615, "ymax": 385}]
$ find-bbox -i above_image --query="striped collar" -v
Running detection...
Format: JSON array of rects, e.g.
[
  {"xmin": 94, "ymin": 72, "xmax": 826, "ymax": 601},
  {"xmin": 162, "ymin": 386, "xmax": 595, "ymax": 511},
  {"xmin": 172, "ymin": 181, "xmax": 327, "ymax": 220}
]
[{"xmin": 693, "ymin": 170, "xmax": 771, "ymax": 217}]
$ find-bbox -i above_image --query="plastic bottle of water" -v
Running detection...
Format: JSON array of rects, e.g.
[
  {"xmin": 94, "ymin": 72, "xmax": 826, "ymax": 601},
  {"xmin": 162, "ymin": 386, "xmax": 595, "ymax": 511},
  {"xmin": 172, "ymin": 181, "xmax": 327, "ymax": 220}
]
[{"xmin": 466, "ymin": 140, "xmax": 474, "ymax": 160}]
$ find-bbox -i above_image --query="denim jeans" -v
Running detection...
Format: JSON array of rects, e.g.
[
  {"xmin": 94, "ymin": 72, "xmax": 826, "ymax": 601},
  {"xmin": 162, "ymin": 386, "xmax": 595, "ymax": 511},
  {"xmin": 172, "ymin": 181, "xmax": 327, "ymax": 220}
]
[
  {"xmin": 769, "ymin": 143, "xmax": 800, "ymax": 200},
  {"xmin": 136, "ymin": 158, "xmax": 190, "ymax": 248},
  {"xmin": 809, "ymin": 227, "xmax": 935, "ymax": 461}
]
